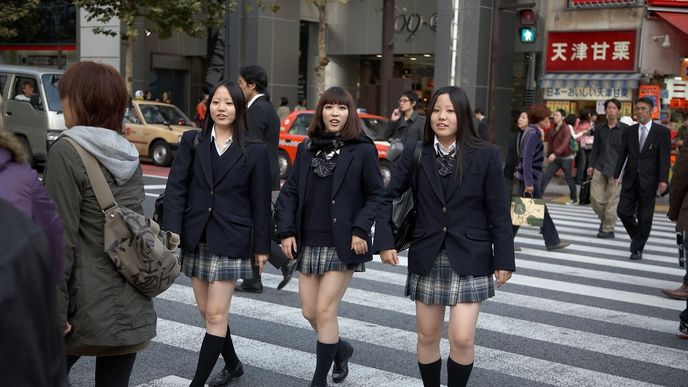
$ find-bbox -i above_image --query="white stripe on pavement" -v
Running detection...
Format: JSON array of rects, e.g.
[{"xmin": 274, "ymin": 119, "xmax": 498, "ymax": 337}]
[
  {"xmin": 517, "ymin": 228, "xmax": 676, "ymax": 254},
  {"xmin": 136, "ymin": 376, "xmax": 189, "ymax": 387},
  {"xmin": 144, "ymin": 184, "xmax": 167, "ymax": 190},
  {"xmin": 158, "ymin": 284, "xmax": 666, "ymax": 386},
  {"xmin": 154, "ymin": 318, "xmax": 425, "ymax": 387}
]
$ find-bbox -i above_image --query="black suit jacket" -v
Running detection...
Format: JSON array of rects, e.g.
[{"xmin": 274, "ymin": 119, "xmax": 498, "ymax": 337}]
[
  {"xmin": 374, "ymin": 144, "xmax": 516, "ymax": 276},
  {"xmin": 163, "ymin": 130, "xmax": 272, "ymax": 257},
  {"xmin": 247, "ymin": 96, "xmax": 281, "ymax": 189},
  {"xmin": 614, "ymin": 122, "xmax": 671, "ymax": 196},
  {"xmin": 275, "ymin": 140, "xmax": 386, "ymax": 264}
]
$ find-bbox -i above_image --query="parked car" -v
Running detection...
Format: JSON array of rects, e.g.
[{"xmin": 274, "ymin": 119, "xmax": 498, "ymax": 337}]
[
  {"xmin": 278, "ymin": 110, "xmax": 393, "ymax": 185},
  {"xmin": 123, "ymin": 100, "xmax": 199, "ymax": 166},
  {"xmin": 0, "ymin": 65, "xmax": 66, "ymax": 166}
]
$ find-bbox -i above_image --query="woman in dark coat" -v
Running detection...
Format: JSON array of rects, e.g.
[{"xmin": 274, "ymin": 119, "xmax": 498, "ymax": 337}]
[
  {"xmin": 163, "ymin": 81, "xmax": 272, "ymax": 386},
  {"xmin": 275, "ymin": 87, "xmax": 386, "ymax": 386},
  {"xmin": 667, "ymin": 145, "xmax": 688, "ymax": 338},
  {"xmin": 44, "ymin": 61, "xmax": 153, "ymax": 386},
  {"xmin": 376, "ymin": 86, "xmax": 515, "ymax": 386}
]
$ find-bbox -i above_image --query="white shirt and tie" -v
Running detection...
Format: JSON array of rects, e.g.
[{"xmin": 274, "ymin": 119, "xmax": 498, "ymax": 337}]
[
  {"xmin": 211, "ymin": 125, "xmax": 233, "ymax": 156},
  {"xmin": 638, "ymin": 120, "xmax": 652, "ymax": 151}
]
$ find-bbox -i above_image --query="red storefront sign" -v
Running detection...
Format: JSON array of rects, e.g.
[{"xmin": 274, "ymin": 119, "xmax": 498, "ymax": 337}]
[{"xmin": 546, "ymin": 30, "xmax": 637, "ymax": 73}]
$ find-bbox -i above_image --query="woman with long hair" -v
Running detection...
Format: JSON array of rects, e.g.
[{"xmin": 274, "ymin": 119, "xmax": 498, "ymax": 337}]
[
  {"xmin": 376, "ymin": 86, "xmax": 515, "ymax": 386},
  {"xmin": 44, "ymin": 61, "xmax": 152, "ymax": 386},
  {"xmin": 163, "ymin": 81, "xmax": 272, "ymax": 386},
  {"xmin": 275, "ymin": 87, "xmax": 386, "ymax": 386}
]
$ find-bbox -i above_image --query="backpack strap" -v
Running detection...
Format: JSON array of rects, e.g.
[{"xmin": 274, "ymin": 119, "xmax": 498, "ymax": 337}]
[{"xmin": 63, "ymin": 138, "xmax": 117, "ymax": 212}]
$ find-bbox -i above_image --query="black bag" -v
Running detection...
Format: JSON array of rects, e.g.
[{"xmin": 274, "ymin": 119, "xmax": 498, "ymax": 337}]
[
  {"xmin": 578, "ymin": 178, "xmax": 591, "ymax": 205},
  {"xmin": 153, "ymin": 131, "xmax": 201, "ymax": 224},
  {"xmin": 392, "ymin": 142, "xmax": 423, "ymax": 251}
]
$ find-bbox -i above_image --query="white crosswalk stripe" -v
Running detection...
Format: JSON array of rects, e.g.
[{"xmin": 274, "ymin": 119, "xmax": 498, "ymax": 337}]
[{"xmin": 112, "ymin": 187, "xmax": 688, "ymax": 387}]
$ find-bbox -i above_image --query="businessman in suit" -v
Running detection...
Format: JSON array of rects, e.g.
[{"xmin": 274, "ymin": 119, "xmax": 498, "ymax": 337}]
[
  {"xmin": 613, "ymin": 97, "xmax": 671, "ymax": 260},
  {"xmin": 236, "ymin": 65, "xmax": 296, "ymax": 292}
]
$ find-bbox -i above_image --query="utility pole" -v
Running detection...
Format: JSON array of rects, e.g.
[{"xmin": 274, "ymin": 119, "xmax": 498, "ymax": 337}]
[{"xmin": 380, "ymin": 0, "xmax": 395, "ymax": 117}]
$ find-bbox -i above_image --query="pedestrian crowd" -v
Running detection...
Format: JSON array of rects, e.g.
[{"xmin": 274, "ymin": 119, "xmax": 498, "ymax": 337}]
[{"xmin": 0, "ymin": 60, "xmax": 685, "ymax": 387}]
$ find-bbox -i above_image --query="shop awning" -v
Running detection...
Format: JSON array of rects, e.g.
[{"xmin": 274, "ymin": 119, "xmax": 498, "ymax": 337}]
[
  {"xmin": 656, "ymin": 12, "xmax": 688, "ymax": 36},
  {"xmin": 539, "ymin": 73, "xmax": 641, "ymax": 88}
]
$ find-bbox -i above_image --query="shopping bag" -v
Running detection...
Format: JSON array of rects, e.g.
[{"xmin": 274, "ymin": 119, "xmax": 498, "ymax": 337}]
[
  {"xmin": 579, "ymin": 179, "xmax": 591, "ymax": 205},
  {"xmin": 510, "ymin": 196, "xmax": 545, "ymax": 227}
]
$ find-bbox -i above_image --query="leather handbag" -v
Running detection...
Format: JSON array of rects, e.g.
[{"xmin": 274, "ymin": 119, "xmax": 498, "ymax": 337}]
[
  {"xmin": 392, "ymin": 142, "xmax": 423, "ymax": 251},
  {"xmin": 579, "ymin": 178, "xmax": 591, "ymax": 205},
  {"xmin": 65, "ymin": 138, "xmax": 181, "ymax": 298},
  {"xmin": 510, "ymin": 194, "xmax": 545, "ymax": 227}
]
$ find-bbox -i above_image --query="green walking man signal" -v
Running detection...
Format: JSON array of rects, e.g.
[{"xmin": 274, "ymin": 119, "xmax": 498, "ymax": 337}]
[{"xmin": 520, "ymin": 27, "xmax": 536, "ymax": 43}]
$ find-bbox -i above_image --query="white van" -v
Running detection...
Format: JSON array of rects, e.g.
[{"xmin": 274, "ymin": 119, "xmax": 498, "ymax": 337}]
[{"xmin": 0, "ymin": 65, "xmax": 65, "ymax": 165}]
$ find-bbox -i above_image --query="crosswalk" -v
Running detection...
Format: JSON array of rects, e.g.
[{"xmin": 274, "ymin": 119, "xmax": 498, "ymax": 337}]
[{"xmin": 85, "ymin": 183, "xmax": 688, "ymax": 387}]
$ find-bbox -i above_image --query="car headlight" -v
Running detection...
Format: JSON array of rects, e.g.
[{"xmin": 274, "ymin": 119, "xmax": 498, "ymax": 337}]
[
  {"xmin": 46, "ymin": 130, "xmax": 63, "ymax": 143},
  {"xmin": 178, "ymin": 135, "xmax": 182, "ymax": 143}
]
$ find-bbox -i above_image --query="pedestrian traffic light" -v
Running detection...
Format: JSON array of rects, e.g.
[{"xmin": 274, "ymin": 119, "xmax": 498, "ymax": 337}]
[{"xmin": 520, "ymin": 27, "xmax": 536, "ymax": 43}]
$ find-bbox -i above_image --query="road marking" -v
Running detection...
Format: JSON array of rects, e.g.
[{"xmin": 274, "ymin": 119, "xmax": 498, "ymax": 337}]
[{"xmin": 144, "ymin": 184, "xmax": 167, "ymax": 190}]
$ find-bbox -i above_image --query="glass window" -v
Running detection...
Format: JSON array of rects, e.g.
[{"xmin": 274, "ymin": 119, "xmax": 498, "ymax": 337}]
[
  {"xmin": 290, "ymin": 113, "xmax": 312, "ymax": 135},
  {"xmin": 124, "ymin": 106, "xmax": 141, "ymax": 124},
  {"xmin": 12, "ymin": 77, "xmax": 42, "ymax": 109},
  {"xmin": 362, "ymin": 117, "xmax": 387, "ymax": 140},
  {"xmin": 42, "ymin": 74, "xmax": 62, "ymax": 112},
  {"xmin": 0, "ymin": 75, "xmax": 7, "ymax": 98},
  {"xmin": 139, "ymin": 104, "xmax": 191, "ymax": 126}
]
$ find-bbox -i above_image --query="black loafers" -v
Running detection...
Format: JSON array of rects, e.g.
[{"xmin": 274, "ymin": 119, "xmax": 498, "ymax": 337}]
[
  {"xmin": 278, "ymin": 260, "xmax": 298, "ymax": 290},
  {"xmin": 236, "ymin": 278, "xmax": 263, "ymax": 293},
  {"xmin": 332, "ymin": 340, "xmax": 353, "ymax": 383},
  {"xmin": 208, "ymin": 361, "xmax": 244, "ymax": 386}
]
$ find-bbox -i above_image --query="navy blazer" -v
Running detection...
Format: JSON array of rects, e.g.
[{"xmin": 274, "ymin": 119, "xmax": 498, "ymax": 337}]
[
  {"xmin": 163, "ymin": 130, "xmax": 272, "ymax": 257},
  {"xmin": 247, "ymin": 96, "xmax": 281, "ymax": 190},
  {"xmin": 374, "ymin": 144, "xmax": 516, "ymax": 276},
  {"xmin": 614, "ymin": 122, "xmax": 671, "ymax": 195},
  {"xmin": 275, "ymin": 140, "xmax": 386, "ymax": 264}
]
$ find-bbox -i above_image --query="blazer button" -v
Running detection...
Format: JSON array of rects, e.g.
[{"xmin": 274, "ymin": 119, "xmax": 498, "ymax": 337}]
[
  {"xmin": 442, "ymin": 207, "xmax": 447, "ymax": 213},
  {"xmin": 442, "ymin": 227, "xmax": 447, "ymax": 232},
  {"xmin": 208, "ymin": 207, "xmax": 212, "ymax": 212},
  {"xmin": 210, "ymin": 190, "xmax": 214, "ymax": 195},
  {"xmin": 333, "ymin": 218, "xmax": 337, "ymax": 223},
  {"xmin": 331, "ymin": 200, "xmax": 335, "ymax": 205}
]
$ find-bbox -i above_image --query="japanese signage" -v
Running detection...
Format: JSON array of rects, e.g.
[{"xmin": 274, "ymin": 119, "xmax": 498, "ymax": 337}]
[
  {"xmin": 569, "ymin": 0, "xmax": 639, "ymax": 8},
  {"xmin": 546, "ymin": 30, "xmax": 636, "ymax": 72},
  {"xmin": 544, "ymin": 86, "xmax": 632, "ymax": 101},
  {"xmin": 638, "ymin": 85, "xmax": 661, "ymax": 119}
]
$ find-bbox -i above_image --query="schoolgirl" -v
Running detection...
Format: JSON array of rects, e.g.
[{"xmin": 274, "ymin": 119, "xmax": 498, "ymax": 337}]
[
  {"xmin": 376, "ymin": 86, "xmax": 516, "ymax": 387},
  {"xmin": 162, "ymin": 81, "xmax": 272, "ymax": 387},
  {"xmin": 275, "ymin": 87, "xmax": 386, "ymax": 386}
]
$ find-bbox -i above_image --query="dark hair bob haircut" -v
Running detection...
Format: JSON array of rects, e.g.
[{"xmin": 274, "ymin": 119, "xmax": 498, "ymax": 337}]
[
  {"xmin": 58, "ymin": 61, "xmax": 128, "ymax": 133},
  {"xmin": 308, "ymin": 87, "xmax": 363, "ymax": 141},
  {"xmin": 203, "ymin": 81, "xmax": 252, "ymax": 149}
]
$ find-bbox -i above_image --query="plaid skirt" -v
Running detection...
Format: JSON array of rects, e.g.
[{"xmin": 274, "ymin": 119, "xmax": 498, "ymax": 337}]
[
  {"xmin": 298, "ymin": 246, "xmax": 365, "ymax": 275},
  {"xmin": 405, "ymin": 250, "xmax": 494, "ymax": 306},
  {"xmin": 181, "ymin": 243, "xmax": 253, "ymax": 282}
]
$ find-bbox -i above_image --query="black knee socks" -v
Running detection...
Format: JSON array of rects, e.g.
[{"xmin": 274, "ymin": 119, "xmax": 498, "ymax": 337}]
[
  {"xmin": 190, "ymin": 333, "xmax": 226, "ymax": 387},
  {"xmin": 94, "ymin": 353, "xmax": 137, "ymax": 387},
  {"xmin": 221, "ymin": 324, "xmax": 240, "ymax": 369},
  {"xmin": 418, "ymin": 358, "xmax": 441, "ymax": 387},
  {"xmin": 447, "ymin": 357, "xmax": 473, "ymax": 387},
  {"xmin": 311, "ymin": 341, "xmax": 338, "ymax": 386}
]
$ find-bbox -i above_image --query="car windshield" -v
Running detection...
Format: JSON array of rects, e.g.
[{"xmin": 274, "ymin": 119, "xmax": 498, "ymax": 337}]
[
  {"xmin": 361, "ymin": 117, "xmax": 387, "ymax": 141},
  {"xmin": 42, "ymin": 74, "xmax": 62, "ymax": 112},
  {"xmin": 140, "ymin": 104, "xmax": 190, "ymax": 125}
]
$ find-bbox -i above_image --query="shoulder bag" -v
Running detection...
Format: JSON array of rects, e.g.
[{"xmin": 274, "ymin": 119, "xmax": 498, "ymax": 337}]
[
  {"xmin": 392, "ymin": 142, "xmax": 423, "ymax": 251},
  {"xmin": 65, "ymin": 138, "xmax": 181, "ymax": 298}
]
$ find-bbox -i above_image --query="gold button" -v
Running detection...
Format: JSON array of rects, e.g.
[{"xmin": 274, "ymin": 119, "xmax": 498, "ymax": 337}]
[{"xmin": 442, "ymin": 227, "xmax": 447, "ymax": 232}]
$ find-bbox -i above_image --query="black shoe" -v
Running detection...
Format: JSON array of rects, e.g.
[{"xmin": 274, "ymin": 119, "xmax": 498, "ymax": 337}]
[
  {"xmin": 208, "ymin": 361, "xmax": 244, "ymax": 386},
  {"xmin": 597, "ymin": 231, "xmax": 615, "ymax": 239},
  {"xmin": 630, "ymin": 250, "xmax": 642, "ymax": 260},
  {"xmin": 277, "ymin": 260, "xmax": 297, "ymax": 290},
  {"xmin": 332, "ymin": 341, "xmax": 354, "ymax": 383},
  {"xmin": 546, "ymin": 242, "xmax": 570, "ymax": 251},
  {"xmin": 236, "ymin": 278, "xmax": 263, "ymax": 293}
]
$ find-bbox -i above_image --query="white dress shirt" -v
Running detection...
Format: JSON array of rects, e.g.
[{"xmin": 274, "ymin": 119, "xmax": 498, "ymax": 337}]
[{"xmin": 211, "ymin": 126, "xmax": 233, "ymax": 156}]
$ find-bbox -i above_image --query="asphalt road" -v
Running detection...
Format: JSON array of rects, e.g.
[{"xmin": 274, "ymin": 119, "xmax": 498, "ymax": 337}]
[{"xmin": 66, "ymin": 167, "xmax": 688, "ymax": 387}]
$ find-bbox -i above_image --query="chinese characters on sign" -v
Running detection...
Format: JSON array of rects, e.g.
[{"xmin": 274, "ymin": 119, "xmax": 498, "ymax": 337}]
[
  {"xmin": 544, "ymin": 87, "xmax": 632, "ymax": 101},
  {"xmin": 546, "ymin": 30, "xmax": 636, "ymax": 72}
]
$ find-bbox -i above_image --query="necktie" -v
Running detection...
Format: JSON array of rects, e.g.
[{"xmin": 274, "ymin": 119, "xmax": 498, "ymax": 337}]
[
  {"xmin": 435, "ymin": 144, "xmax": 456, "ymax": 176},
  {"xmin": 639, "ymin": 124, "xmax": 647, "ymax": 150}
]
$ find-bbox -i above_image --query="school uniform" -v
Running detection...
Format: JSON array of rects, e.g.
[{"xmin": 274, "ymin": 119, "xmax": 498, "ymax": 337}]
[
  {"xmin": 275, "ymin": 136, "xmax": 386, "ymax": 273},
  {"xmin": 163, "ymin": 128, "xmax": 272, "ymax": 281},
  {"xmin": 374, "ymin": 139, "xmax": 515, "ymax": 306}
]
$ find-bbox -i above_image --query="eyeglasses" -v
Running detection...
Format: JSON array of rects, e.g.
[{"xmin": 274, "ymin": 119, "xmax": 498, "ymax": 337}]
[{"xmin": 399, "ymin": 98, "xmax": 411, "ymax": 103}]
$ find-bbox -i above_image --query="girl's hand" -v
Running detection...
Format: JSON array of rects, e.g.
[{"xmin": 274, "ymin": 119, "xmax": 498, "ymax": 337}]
[
  {"xmin": 380, "ymin": 249, "xmax": 399, "ymax": 266},
  {"xmin": 64, "ymin": 321, "xmax": 72, "ymax": 336},
  {"xmin": 281, "ymin": 237, "xmax": 297, "ymax": 260},
  {"xmin": 351, "ymin": 235, "xmax": 368, "ymax": 255},
  {"xmin": 255, "ymin": 254, "xmax": 269, "ymax": 274},
  {"xmin": 494, "ymin": 270, "xmax": 512, "ymax": 288}
]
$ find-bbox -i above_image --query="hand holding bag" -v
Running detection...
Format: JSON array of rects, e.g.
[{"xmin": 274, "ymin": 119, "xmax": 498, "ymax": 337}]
[
  {"xmin": 392, "ymin": 142, "xmax": 423, "ymax": 251},
  {"xmin": 65, "ymin": 138, "xmax": 181, "ymax": 298},
  {"xmin": 579, "ymin": 178, "xmax": 591, "ymax": 205},
  {"xmin": 510, "ymin": 192, "xmax": 545, "ymax": 227}
]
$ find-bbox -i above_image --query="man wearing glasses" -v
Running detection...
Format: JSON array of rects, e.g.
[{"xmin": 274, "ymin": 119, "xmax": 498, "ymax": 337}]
[
  {"xmin": 613, "ymin": 97, "xmax": 671, "ymax": 260},
  {"xmin": 384, "ymin": 90, "xmax": 425, "ymax": 161}
]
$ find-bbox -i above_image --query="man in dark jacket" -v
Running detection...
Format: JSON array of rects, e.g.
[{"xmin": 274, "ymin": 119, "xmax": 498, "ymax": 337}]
[
  {"xmin": 236, "ymin": 65, "xmax": 295, "ymax": 293},
  {"xmin": 0, "ymin": 198, "xmax": 67, "ymax": 387},
  {"xmin": 474, "ymin": 108, "xmax": 489, "ymax": 141},
  {"xmin": 666, "ymin": 145, "xmax": 688, "ymax": 337},
  {"xmin": 540, "ymin": 108, "xmax": 577, "ymax": 204},
  {"xmin": 613, "ymin": 97, "xmax": 671, "ymax": 260},
  {"xmin": 385, "ymin": 91, "xmax": 425, "ymax": 161}
]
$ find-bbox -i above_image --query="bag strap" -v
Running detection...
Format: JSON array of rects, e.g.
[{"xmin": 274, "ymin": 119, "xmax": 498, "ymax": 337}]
[
  {"xmin": 63, "ymin": 138, "xmax": 117, "ymax": 212},
  {"xmin": 410, "ymin": 141, "xmax": 423, "ymax": 193}
]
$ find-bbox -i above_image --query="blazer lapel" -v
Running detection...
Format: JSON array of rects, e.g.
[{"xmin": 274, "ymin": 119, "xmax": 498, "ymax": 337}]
[
  {"xmin": 298, "ymin": 147, "xmax": 314, "ymax": 202},
  {"xmin": 197, "ymin": 132, "xmax": 214, "ymax": 189},
  {"xmin": 212, "ymin": 143, "xmax": 242, "ymax": 186},
  {"xmin": 420, "ymin": 146, "xmax": 445, "ymax": 204},
  {"xmin": 445, "ymin": 148, "xmax": 474, "ymax": 202},
  {"xmin": 331, "ymin": 145, "xmax": 354, "ymax": 198},
  {"xmin": 641, "ymin": 125, "xmax": 659, "ymax": 154}
]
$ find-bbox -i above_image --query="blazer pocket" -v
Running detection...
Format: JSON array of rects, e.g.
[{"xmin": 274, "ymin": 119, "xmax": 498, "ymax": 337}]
[
  {"xmin": 411, "ymin": 227, "xmax": 425, "ymax": 238},
  {"xmin": 465, "ymin": 228, "xmax": 491, "ymax": 241},
  {"xmin": 227, "ymin": 214, "xmax": 254, "ymax": 227}
]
